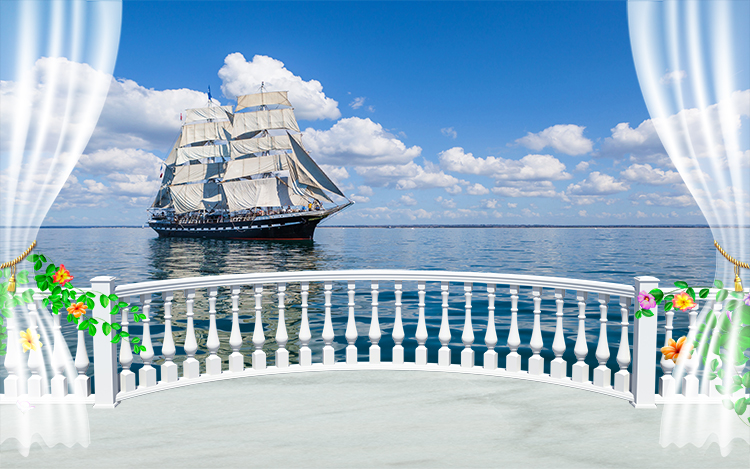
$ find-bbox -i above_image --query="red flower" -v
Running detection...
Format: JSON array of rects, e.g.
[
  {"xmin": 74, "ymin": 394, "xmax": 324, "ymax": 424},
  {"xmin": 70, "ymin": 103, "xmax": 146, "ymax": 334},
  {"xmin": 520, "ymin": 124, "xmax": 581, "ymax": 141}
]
[{"xmin": 52, "ymin": 265, "xmax": 73, "ymax": 286}]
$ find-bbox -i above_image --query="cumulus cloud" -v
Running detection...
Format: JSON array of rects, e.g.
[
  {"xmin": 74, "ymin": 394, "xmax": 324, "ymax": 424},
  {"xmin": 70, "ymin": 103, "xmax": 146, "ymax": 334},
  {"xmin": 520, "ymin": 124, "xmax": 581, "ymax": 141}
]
[
  {"xmin": 599, "ymin": 120, "xmax": 669, "ymax": 165},
  {"xmin": 566, "ymin": 172, "xmax": 630, "ymax": 196},
  {"xmin": 352, "ymin": 206, "xmax": 433, "ymax": 221},
  {"xmin": 319, "ymin": 165, "xmax": 350, "ymax": 185},
  {"xmin": 218, "ymin": 53, "xmax": 340, "ymax": 121},
  {"xmin": 478, "ymin": 199, "xmax": 500, "ymax": 209},
  {"xmin": 441, "ymin": 127, "xmax": 457, "ymax": 139},
  {"xmin": 514, "ymin": 124, "xmax": 593, "ymax": 156},
  {"xmin": 399, "ymin": 195, "xmax": 418, "ymax": 206},
  {"xmin": 490, "ymin": 181, "xmax": 559, "ymax": 198},
  {"xmin": 303, "ymin": 117, "xmax": 421, "ymax": 166},
  {"xmin": 619, "ymin": 163, "xmax": 683, "ymax": 185},
  {"xmin": 466, "ymin": 183, "xmax": 489, "ymax": 195},
  {"xmin": 435, "ymin": 196, "xmax": 456, "ymax": 208},
  {"xmin": 350, "ymin": 194, "xmax": 370, "ymax": 203},
  {"xmin": 575, "ymin": 161, "xmax": 592, "ymax": 172},
  {"xmin": 354, "ymin": 160, "xmax": 465, "ymax": 194},
  {"xmin": 629, "ymin": 191, "xmax": 697, "ymax": 208},
  {"xmin": 439, "ymin": 147, "xmax": 571, "ymax": 182},
  {"xmin": 356, "ymin": 185, "xmax": 374, "ymax": 196}
]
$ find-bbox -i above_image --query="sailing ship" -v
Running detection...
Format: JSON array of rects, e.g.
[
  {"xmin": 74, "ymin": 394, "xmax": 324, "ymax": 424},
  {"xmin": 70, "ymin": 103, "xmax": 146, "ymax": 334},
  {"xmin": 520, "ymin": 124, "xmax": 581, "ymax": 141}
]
[{"xmin": 148, "ymin": 89, "xmax": 352, "ymax": 240}]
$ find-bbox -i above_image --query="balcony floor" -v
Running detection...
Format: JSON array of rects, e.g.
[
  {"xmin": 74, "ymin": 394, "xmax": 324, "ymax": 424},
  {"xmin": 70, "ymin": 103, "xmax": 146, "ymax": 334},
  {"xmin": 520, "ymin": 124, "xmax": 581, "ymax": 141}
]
[{"xmin": 1, "ymin": 370, "xmax": 748, "ymax": 468}]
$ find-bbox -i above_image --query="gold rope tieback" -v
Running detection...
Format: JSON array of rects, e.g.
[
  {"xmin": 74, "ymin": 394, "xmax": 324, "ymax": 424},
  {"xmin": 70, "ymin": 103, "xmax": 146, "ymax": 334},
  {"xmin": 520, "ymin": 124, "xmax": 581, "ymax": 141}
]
[
  {"xmin": 1, "ymin": 240, "xmax": 37, "ymax": 294},
  {"xmin": 714, "ymin": 240, "xmax": 749, "ymax": 292}
]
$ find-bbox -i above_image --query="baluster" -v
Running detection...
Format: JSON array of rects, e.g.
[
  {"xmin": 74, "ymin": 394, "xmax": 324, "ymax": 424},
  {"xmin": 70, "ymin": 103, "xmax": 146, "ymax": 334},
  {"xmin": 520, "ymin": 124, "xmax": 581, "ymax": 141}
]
[
  {"xmin": 681, "ymin": 302, "xmax": 700, "ymax": 397},
  {"xmin": 50, "ymin": 295, "xmax": 68, "ymax": 397},
  {"xmin": 252, "ymin": 284, "xmax": 266, "ymax": 370},
  {"xmin": 415, "ymin": 281, "xmax": 428, "ymax": 366},
  {"xmin": 392, "ymin": 281, "xmax": 405, "ymax": 365},
  {"xmin": 345, "ymin": 281, "xmax": 358, "ymax": 364},
  {"xmin": 161, "ymin": 291, "xmax": 178, "ymax": 383},
  {"xmin": 551, "ymin": 289, "xmax": 567, "ymax": 379},
  {"xmin": 438, "ymin": 282, "xmax": 451, "ymax": 367},
  {"xmin": 461, "ymin": 283, "xmax": 475, "ymax": 368},
  {"xmin": 572, "ymin": 291, "xmax": 589, "ymax": 383},
  {"xmin": 299, "ymin": 282, "xmax": 312, "ymax": 367},
  {"xmin": 139, "ymin": 294, "xmax": 157, "ymax": 387},
  {"xmin": 204, "ymin": 287, "xmax": 221, "ymax": 375},
  {"xmin": 119, "ymin": 297, "xmax": 136, "ymax": 392},
  {"xmin": 228, "ymin": 286, "xmax": 244, "ymax": 372},
  {"xmin": 3, "ymin": 313, "xmax": 21, "ymax": 398},
  {"xmin": 322, "ymin": 281, "xmax": 335, "ymax": 365},
  {"xmin": 369, "ymin": 282, "xmax": 381, "ymax": 364},
  {"xmin": 659, "ymin": 299, "xmax": 676, "ymax": 397},
  {"xmin": 27, "ymin": 301, "xmax": 46, "ymax": 398},
  {"xmin": 615, "ymin": 296, "xmax": 632, "ymax": 393},
  {"xmin": 183, "ymin": 289, "xmax": 200, "ymax": 379},
  {"xmin": 484, "ymin": 284, "xmax": 498, "ymax": 370},
  {"xmin": 528, "ymin": 286, "xmax": 544, "ymax": 375},
  {"xmin": 594, "ymin": 293, "xmax": 611, "ymax": 388},
  {"xmin": 506, "ymin": 285, "xmax": 522, "ymax": 372},
  {"xmin": 701, "ymin": 299, "xmax": 722, "ymax": 397},
  {"xmin": 276, "ymin": 283, "xmax": 289, "ymax": 368}
]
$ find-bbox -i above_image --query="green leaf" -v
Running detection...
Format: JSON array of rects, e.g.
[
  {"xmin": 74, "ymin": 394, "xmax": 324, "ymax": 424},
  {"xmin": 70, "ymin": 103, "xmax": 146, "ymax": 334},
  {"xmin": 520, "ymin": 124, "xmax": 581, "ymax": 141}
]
[
  {"xmin": 88, "ymin": 324, "xmax": 96, "ymax": 336},
  {"xmin": 722, "ymin": 398, "xmax": 734, "ymax": 410},
  {"xmin": 111, "ymin": 335, "xmax": 122, "ymax": 344},
  {"xmin": 16, "ymin": 270, "xmax": 29, "ymax": 284},
  {"xmin": 674, "ymin": 281, "xmax": 688, "ymax": 289},
  {"xmin": 650, "ymin": 288, "xmax": 664, "ymax": 304},
  {"xmin": 664, "ymin": 302, "xmax": 673, "ymax": 312},
  {"xmin": 103, "ymin": 322, "xmax": 112, "ymax": 335},
  {"xmin": 39, "ymin": 280, "xmax": 49, "ymax": 291},
  {"xmin": 2, "ymin": 268, "xmax": 9, "ymax": 278},
  {"xmin": 45, "ymin": 264, "xmax": 57, "ymax": 276},
  {"xmin": 117, "ymin": 301, "xmax": 128, "ymax": 309},
  {"xmin": 85, "ymin": 291, "xmax": 95, "ymax": 298},
  {"xmin": 100, "ymin": 296, "xmax": 109, "ymax": 308},
  {"xmin": 699, "ymin": 288, "xmax": 709, "ymax": 299},
  {"xmin": 711, "ymin": 359, "xmax": 719, "ymax": 371},
  {"xmin": 635, "ymin": 309, "xmax": 642, "ymax": 319},
  {"xmin": 714, "ymin": 279, "xmax": 724, "ymax": 289},
  {"xmin": 21, "ymin": 290, "xmax": 34, "ymax": 304},
  {"xmin": 85, "ymin": 298, "xmax": 95, "ymax": 310},
  {"xmin": 89, "ymin": 318, "xmax": 98, "ymax": 325},
  {"xmin": 734, "ymin": 399, "xmax": 747, "ymax": 415},
  {"xmin": 34, "ymin": 260, "xmax": 42, "ymax": 271},
  {"xmin": 132, "ymin": 337, "xmax": 141, "ymax": 344},
  {"xmin": 39, "ymin": 254, "xmax": 46, "ymax": 263},
  {"xmin": 112, "ymin": 323, "xmax": 121, "ymax": 330},
  {"xmin": 130, "ymin": 306, "xmax": 138, "ymax": 313},
  {"xmin": 78, "ymin": 321, "xmax": 88, "ymax": 331},
  {"xmin": 686, "ymin": 287, "xmax": 695, "ymax": 302},
  {"xmin": 742, "ymin": 371, "xmax": 750, "ymax": 388},
  {"xmin": 643, "ymin": 310, "xmax": 654, "ymax": 317},
  {"xmin": 716, "ymin": 289, "xmax": 729, "ymax": 302},
  {"xmin": 120, "ymin": 331, "xmax": 130, "ymax": 337}
]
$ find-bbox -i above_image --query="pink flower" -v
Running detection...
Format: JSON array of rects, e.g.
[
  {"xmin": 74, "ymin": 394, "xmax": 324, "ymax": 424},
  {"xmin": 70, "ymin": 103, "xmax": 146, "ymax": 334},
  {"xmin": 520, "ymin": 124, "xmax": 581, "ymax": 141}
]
[
  {"xmin": 672, "ymin": 292, "xmax": 696, "ymax": 311},
  {"xmin": 744, "ymin": 292, "xmax": 750, "ymax": 307},
  {"xmin": 638, "ymin": 291, "xmax": 656, "ymax": 310}
]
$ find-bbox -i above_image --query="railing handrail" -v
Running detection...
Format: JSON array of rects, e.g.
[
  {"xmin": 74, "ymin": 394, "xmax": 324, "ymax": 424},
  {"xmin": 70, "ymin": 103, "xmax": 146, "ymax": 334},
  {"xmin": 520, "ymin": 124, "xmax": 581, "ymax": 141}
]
[{"xmin": 113, "ymin": 269, "xmax": 636, "ymax": 298}]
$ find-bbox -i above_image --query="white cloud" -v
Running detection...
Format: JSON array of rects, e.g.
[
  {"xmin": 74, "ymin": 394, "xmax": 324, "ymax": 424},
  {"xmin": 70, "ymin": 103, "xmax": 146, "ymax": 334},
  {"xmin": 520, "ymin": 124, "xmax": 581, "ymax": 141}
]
[
  {"xmin": 566, "ymin": 172, "xmax": 630, "ymax": 196},
  {"xmin": 636, "ymin": 211, "xmax": 648, "ymax": 218},
  {"xmin": 578, "ymin": 210, "xmax": 587, "ymax": 217},
  {"xmin": 350, "ymin": 97, "xmax": 366, "ymax": 109},
  {"xmin": 629, "ymin": 191, "xmax": 697, "ymax": 208},
  {"xmin": 515, "ymin": 124, "xmax": 593, "ymax": 156},
  {"xmin": 599, "ymin": 120, "xmax": 669, "ymax": 165},
  {"xmin": 443, "ymin": 208, "xmax": 488, "ymax": 219},
  {"xmin": 435, "ymin": 196, "xmax": 456, "ymax": 208},
  {"xmin": 356, "ymin": 185, "xmax": 374, "ymax": 196},
  {"xmin": 399, "ymin": 195, "xmax": 418, "ymax": 206},
  {"xmin": 350, "ymin": 194, "xmax": 370, "ymax": 203},
  {"xmin": 660, "ymin": 70, "xmax": 686, "ymax": 85},
  {"xmin": 304, "ymin": 117, "xmax": 421, "ymax": 166},
  {"xmin": 439, "ymin": 147, "xmax": 571, "ymax": 182},
  {"xmin": 619, "ymin": 163, "xmax": 683, "ymax": 185},
  {"xmin": 490, "ymin": 181, "xmax": 559, "ymax": 198},
  {"xmin": 478, "ymin": 199, "xmax": 500, "ymax": 209},
  {"xmin": 575, "ymin": 161, "xmax": 592, "ymax": 172},
  {"xmin": 218, "ymin": 53, "xmax": 340, "ymax": 121},
  {"xmin": 355, "ymin": 160, "xmax": 465, "ymax": 194},
  {"xmin": 507, "ymin": 203, "xmax": 518, "ymax": 208},
  {"xmin": 352, "ymin": 206, "xmax": 433, "ymax": 221},
  {"xmin": 441, "ymin": 127, "xmax": 457, "ymax": 139},
  {"xmin": 466, "ymin": 183, "xmax": 489, "ymax": 195},
  {"xmin": 319, "ymin": 165, "xmax": 350, "ymax": 185}
]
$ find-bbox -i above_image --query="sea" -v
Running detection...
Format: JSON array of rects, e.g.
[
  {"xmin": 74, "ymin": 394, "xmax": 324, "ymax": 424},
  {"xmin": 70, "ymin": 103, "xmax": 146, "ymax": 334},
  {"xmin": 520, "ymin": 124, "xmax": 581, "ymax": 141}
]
[{"xmin": 1, "ymin": 226, "xmax": 719, "ymax": 392}]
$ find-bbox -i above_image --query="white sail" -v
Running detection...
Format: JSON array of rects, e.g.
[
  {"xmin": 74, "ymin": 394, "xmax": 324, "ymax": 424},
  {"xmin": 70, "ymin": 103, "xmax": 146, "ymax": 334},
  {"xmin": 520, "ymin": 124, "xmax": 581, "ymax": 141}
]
[
  {"xmin": 222, "ymin": 177, "xmax": 305, "ymax": 212},
  {"xmin": 170, "ymin": 183, "xmax": 205, "ymax": 213},
  {"xmin": 184, "ymin": 105, "xmax": 233, "ymax": 124},
  {"xmin": 232, "ymin": 109, "xmax": 299, "ymax": 139},
  {"xmin": 180, "ymin": 121, "xmax": 232, "ymax": 147},
  {"xmin": 229, "ymin": 135, "xmax": 292, "ymax": 157},
  {"xmin": 174, "ymin": 145, "xmax": 231, "ymax": 164},
  {"xmin": 235, "ymin": 91, "xmax": 292, "ymax": 112},
  {"xmin": 224, "ymin": 155, "xmax": 285, "ymax": 180},
  {"xmin": 151, "ymin": 185, "xmax": 172, "ymax": 208},
  {"xmin": 171, "ymin": 163, "xmax": 226, "ymax": 185},
  {"xmin": 287, "ymin": 133, "xmax": 345, "ymax": 197},
  {"xmin": 164, "ymin": 137, "xmax": 181, "ymax": 165}
]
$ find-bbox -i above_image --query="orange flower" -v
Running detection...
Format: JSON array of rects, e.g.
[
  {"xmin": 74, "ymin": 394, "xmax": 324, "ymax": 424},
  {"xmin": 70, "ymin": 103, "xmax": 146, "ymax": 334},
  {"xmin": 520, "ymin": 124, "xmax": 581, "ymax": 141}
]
[
  {"xmin": 52, "ymin": 264, "xmax": 74, "ymax": 286},
  {"xmin": 67, "ymin": 302, "xmax": 87, "ymax": 318},
  {"xmin": 661, "ymin": 336, "xmax": 693, "ymax": 363},
  {"xmin": 672, "ymin": 292, "xmax": 696, "ymax": 311}
]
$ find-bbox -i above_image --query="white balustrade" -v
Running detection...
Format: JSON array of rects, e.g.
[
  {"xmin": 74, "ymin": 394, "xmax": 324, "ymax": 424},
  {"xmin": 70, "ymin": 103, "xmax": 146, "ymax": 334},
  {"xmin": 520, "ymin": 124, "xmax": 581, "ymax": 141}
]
[
  {"xmin": 119, "ymin": 297, "xmax": 136, "ymax": 392},
  {"xmin": 345, "ymin": 281, "xmax": 357, "ymax": 364},
  {"xmin": 392, "ymin": 281, "xmax": 405, "ymax": 365},
  {"xmin": 615, "ymin": 296, "xmax": 631, "ymax": 393},
  {"xmin": 299, "ymin": 282, "xmax": 312, "ymax": 367},
  {"xmin": 701, "ymin": 299, "xmax": 722, "ymax": 398},
  {"xmin": 161, "ymin": 291, "xmax": 178, "ymax": 383},
  {"xmin": 369, "ymin": 282, "xmax": 381, "ymax": 364},
  {"xmin": 461, "ymin": 283, "xmax": 474, "ymax": 368},
  {"xmin": 275, "ymin": 283, "xmax": 289, "ymax": 368},
  {"xmin": 26, "ymin": 301, "xmax": 46, "ymax": 398},
  {"xmin": 506, "ymin": 285, "xmax": 521, "ymax": 373},
  {"xmin": 183, "ymin": 289, "xmax": 200, "ymax": 379},
  {"xmin": 550, "ymin": 289, "xmax": 566, "ymax": 379},
  {"xmin": 322, "ymin": 281, "xmax": 335, "ymax": 365},
  {"xmin": 228, "ymin": 286, "xmax": 244, "ymax": 373},
  {"xmin": 139, "ymin": 294, "xmax": 157, "ymax": 387},
  {"xmin": 205, "ymin": 287, "xmax": 221, "ymax": 375},
  {"xmin": 681, "ymin": 303, "xmax": 700, "ymax": 397},
  {"xmin": 50, "ymin": 296, "xmax": 68, "ymax": 397},
  {"xmin": 572, "ymin": 291, "xmax": 589, "ymax": 383},
  {"xmin": 3, "ymin": 314, "xmax": 21, "ymax": 399},
  {"xmin": 415, "ymin": 281, "xmax": 428, "ymax": 366},
  {"xmin": 438, "ymin": 282, "xmax": 451, "ymax": 367},
  {"xmin": 528, "ymin": 286, "xmax": 544, "ymax": 376},
  {"xmin": 252, "ymin": 284, "xmax": 266, "ymax": 370},
  {"xmin": 594, "ymin": 293, "xmax": 611, "ymax": 388},
  {"xmin": 659, "ymin": 302, "xmax": 676, "ymax": 397},
  {"xmin": 483, "ymin": 284, "xmax": 498, "ymax": 370}
]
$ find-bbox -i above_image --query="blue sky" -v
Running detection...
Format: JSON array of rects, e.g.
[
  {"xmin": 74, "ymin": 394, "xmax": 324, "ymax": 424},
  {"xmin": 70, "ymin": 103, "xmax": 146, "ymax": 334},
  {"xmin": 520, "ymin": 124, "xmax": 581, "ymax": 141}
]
[{"xmin": 35, "ymin": 1, "xmax": 710, "ymax": 225}]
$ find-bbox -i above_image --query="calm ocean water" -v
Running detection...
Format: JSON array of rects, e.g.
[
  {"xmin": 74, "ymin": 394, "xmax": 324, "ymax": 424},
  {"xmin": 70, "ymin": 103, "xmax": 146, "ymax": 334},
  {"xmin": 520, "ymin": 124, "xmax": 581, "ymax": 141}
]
[{"xmin": 2, "ymin": 226, "xmax": 717, "ymax": 392}]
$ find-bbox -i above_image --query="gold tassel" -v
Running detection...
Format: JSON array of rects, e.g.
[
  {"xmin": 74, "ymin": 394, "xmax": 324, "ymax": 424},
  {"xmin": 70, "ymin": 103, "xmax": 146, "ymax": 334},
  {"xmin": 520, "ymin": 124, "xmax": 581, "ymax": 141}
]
[
  {"xmin": 735, "ymin": 265, "xmax": 743, "ymax": 293},
  {"xmin": 7, "ymin": 264, "xmax": 16, "ymax": 293}
]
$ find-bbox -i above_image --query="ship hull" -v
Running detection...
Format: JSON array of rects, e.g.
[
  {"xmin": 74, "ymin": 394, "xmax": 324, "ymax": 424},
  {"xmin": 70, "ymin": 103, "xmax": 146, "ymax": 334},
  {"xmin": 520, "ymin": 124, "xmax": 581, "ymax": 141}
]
[{"xmin": 149, "ymin": 212, "xmax": 324, "ymax": 240}]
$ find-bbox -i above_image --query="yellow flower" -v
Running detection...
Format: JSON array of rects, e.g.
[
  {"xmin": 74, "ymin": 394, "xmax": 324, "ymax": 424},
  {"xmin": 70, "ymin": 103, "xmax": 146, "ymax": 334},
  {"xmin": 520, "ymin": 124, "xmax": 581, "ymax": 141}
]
[
  {"xmin": 19, "ymin": 328, "xmax": 42, "ymax": 353},
  {"xmin": 661, "ymin": 336, "xmax": 693, "ymax": 363},
  {"xmin": 672, "ymin": 292, "xmax": 696, "ymax": 311},
  {"xmin": 67, "ymin": 302, "xmax": 87, "ymax": 319}
]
